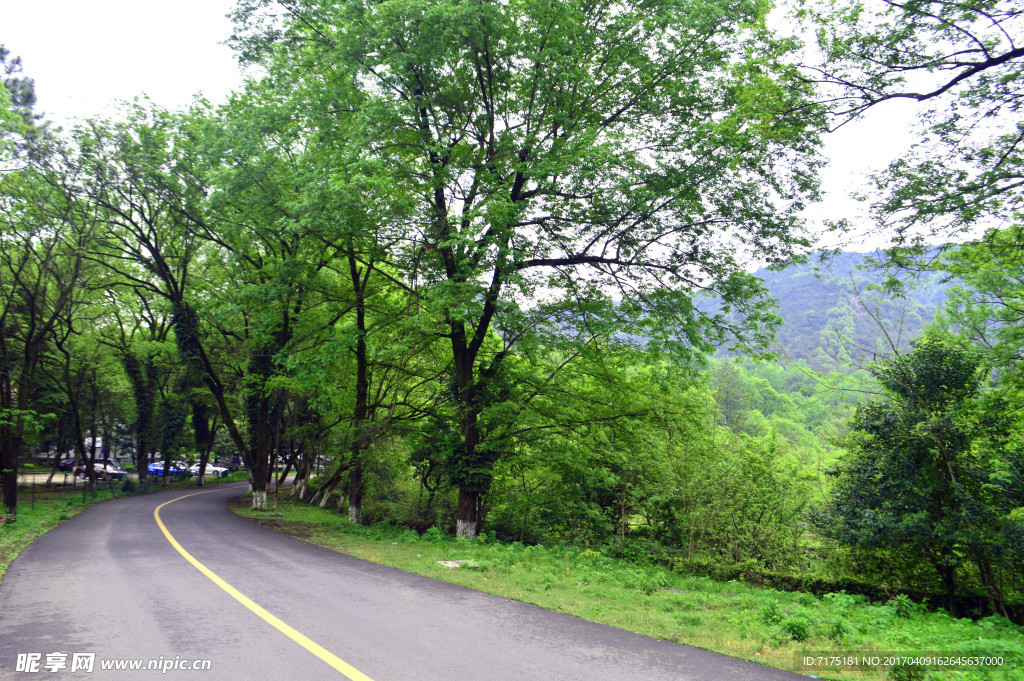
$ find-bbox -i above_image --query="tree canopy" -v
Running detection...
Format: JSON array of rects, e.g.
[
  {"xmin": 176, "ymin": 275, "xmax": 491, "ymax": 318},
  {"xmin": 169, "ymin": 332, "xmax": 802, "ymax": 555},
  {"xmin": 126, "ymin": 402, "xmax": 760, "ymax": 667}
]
[{"xmin": 800, "ymin": 0, "xmax": 1024, "ymax": 255}]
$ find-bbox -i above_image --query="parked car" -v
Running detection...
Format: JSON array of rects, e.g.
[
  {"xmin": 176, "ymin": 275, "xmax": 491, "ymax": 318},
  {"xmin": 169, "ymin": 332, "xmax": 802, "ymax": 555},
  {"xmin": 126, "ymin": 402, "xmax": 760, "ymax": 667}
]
[
  {"xmin": 146, "ymin": 461, "xmax": 189, "ymax": 477},
  {"xmin": 74, "ymin": 461, "xmax": 127, "ymax": 481},
  {"xmin": 57, "ymin": 458, "xmax": 76, "ymax": 472},
  {"xmin": 189, "ymin": 461, "xmax": 229, "ymax": 478},
  {"xmin": 211, "ymin": 458, "xmax": 242, "ymax": 472}
]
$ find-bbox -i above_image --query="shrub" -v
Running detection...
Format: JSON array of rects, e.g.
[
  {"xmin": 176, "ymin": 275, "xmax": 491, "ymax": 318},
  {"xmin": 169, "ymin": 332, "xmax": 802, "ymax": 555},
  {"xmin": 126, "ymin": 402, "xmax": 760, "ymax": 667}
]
[
  {"xmin": 781, "ymin": 614, "xmax": 812, "ymax": 641},
  {"xmin": 760, "ymin": 598, "xmax": 785, "ymax": 625},
  {"xmin": 422, "ymin": 525, "xmax": 450, "ymax": 543},
  {"xmin": 826, "ymin": 617, "xmax": 850, "ymax": 641},
  {"xmin": 887, "ymin": 594, "xmax": 922, "ymax": 619}
]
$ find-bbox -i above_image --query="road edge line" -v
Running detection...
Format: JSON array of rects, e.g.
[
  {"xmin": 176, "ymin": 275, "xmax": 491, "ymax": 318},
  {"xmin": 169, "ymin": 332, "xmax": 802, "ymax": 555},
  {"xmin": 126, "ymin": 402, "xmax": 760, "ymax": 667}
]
[{"xmin": 154, "ymin": 489, "xmax": 376, "ymax": 681}]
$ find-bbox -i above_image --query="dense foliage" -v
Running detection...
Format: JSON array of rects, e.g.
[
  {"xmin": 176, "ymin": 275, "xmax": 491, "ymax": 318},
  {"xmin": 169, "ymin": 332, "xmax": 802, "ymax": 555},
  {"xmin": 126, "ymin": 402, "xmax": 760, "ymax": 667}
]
[{"xmin": 817, "ymin": 338, "xmax": 1024, "ymax": 617}]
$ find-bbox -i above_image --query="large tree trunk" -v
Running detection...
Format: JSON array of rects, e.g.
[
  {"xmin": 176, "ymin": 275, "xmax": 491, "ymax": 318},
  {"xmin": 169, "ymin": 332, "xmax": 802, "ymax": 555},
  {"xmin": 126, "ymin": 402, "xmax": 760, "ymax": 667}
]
[
  {"xmin": 938, "ymin": 561, "xmax": 960, "ymax": 618},
  {"xmin": 193, "ymin": 402, "xmax": 211, "ymax": 486},
  {"xmin": 348, "ymin": 456, "xmax": 363, "ymax": 525},
  {"xmin": 0, "ymin": 368, "xmax": 23, "ymax": 517},
  {"xmin": 250, "ymin": 391, "xmax": 272, "ymax": 511},
  {"xmin": 122, "ymin": 353, "xmax": 155, "ymax": 486},
  {"xmin": 171, "ymin": 301, "xmax": 259, "ymax": 504},
  {"xmin": 451, "ymin": 320, "xmax": 488, "ymax": 539},
  {"xmin": 456, "ymin": 484, "xmax": 480, "ymax": 539},
  {"xmin": 243, "ymin": 346, "xmax": 277, "ymax": 511},
  {"xmin": 454, "ymin": 350, "xmax": 485, "ymax": 539},
  {"xmin": 1, "ymin": 428, "xmax": 21, "ymax": 519},
  {"xmin": 346, "ymin": 249, "xmax": 370, "ymax": 526}
]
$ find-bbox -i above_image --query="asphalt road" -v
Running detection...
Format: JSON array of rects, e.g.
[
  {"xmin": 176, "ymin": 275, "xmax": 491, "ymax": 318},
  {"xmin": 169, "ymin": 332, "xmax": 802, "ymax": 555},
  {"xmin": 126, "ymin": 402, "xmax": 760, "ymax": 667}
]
[{"xmin": 0, "ymin": 485, "xmax": 810, "ymax": 680}]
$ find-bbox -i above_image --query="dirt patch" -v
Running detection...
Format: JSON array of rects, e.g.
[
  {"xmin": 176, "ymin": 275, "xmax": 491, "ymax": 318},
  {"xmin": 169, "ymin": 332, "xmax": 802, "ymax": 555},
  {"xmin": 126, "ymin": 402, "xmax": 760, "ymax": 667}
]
[
  {"xmin": 227, "ymin": 497, "xmax": 249, "ymax": 511},
  {"xmin": 255, "ymin": 519, "xmax": 316, "ymax": 540},
  {"xmin": 436, "ymin": 560, "xmax": 479, "ymax": 569},
  {"xmin": 229, "ymin": 497, "xmax": 316, "ymax": 540}
]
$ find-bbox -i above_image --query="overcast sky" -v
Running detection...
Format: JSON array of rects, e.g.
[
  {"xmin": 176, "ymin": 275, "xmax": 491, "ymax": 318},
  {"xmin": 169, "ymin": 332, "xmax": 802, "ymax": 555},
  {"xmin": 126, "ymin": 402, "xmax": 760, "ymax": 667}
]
[
  {"xmin": 4, "ymin": 0, "xmax": 243, "ymax": 122},
  {"xmin": 4, "ymin": 0, "xmax": 915, "ymax": 250}
]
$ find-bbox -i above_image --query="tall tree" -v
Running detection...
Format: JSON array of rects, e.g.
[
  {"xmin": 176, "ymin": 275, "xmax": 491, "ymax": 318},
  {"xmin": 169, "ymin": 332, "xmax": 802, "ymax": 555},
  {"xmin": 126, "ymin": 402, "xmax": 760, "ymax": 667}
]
[
  {"xmin": 196, "ymin": 88, "xmax": 350, "ymax": 508},
  {"xmin": 234, "ymin": 0, "xmax": 825, "ymax": 537},
  {"xmin": 99, "ymin": 289, "xmax": 173, "ymax": 485},
  {"xmin": 0, "ymin": 163, "xmax": 94, "ymax": 518},
  {"xmin": 0, "ymin": 45, "xmax": 43, "ymax": 158},
  {"xmin": 938, "ymin": 223, "xmax": 1024, "ymax": 386},
  {"xmin": 817, "ymin": 337, "xmax": 1023, "ymax": 616},
  {"xmin": 67, "ymin": 106, "xmax": 274, "ymax": 506}
]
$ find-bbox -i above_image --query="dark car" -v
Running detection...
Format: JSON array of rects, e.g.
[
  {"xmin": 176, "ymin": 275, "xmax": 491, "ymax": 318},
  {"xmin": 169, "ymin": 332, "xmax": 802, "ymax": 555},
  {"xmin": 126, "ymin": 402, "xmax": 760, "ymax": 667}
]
[
  {"xmin": 211, "ymin": 458, "xmax": 242, "ymax": 473},
  {"xmin": 57, "ymin": 458, "xmax": 76, "ymax": 472},
  {"xmin": 74, "ymin": 461, "xmax": 127, "ymax": 481}
]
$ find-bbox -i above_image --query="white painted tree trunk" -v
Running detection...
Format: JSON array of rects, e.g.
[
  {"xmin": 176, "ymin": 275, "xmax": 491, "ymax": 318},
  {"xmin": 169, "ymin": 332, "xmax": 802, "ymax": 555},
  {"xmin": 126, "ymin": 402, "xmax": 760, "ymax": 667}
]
[
  {"xmin": 456, "ymin": 518, "xmax": 476, "ymax": 539},
  {"xmin": 252, "ymin": 489, "xmax": 267, "ymax": 511},
  {"xmin": 349, "ymin": 503, "xmax": 362, "ymax": 525}
]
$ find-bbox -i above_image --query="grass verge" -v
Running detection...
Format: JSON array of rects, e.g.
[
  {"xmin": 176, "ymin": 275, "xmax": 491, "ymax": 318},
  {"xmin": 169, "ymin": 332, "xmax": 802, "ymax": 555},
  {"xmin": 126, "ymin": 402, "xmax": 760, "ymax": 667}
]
[{"xmin": 234, "ymin": 494, "xmax": 1024, "ymax": 681}]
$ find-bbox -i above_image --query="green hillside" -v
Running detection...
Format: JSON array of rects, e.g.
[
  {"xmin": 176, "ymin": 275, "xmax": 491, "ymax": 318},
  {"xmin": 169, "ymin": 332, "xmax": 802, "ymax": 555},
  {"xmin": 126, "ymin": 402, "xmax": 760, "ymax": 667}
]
[{"xmin": 753, "ymin": 251, "xmax": 949, "ymax": 372}]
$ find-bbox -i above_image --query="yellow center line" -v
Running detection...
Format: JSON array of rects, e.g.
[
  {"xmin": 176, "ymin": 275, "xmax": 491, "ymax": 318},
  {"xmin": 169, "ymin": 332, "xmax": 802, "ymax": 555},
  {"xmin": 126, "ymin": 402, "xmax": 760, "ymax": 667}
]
[{"xmin": 154, "ymin": 488, "xmax": 376, "ymax": 681}]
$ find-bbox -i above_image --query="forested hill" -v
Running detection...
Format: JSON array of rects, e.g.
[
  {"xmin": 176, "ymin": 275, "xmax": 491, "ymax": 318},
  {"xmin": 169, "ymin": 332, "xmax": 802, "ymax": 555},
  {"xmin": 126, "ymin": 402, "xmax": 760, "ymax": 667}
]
[{"xmin": 750, "ymin": 251, "xmax": 949, "ymax": 372}]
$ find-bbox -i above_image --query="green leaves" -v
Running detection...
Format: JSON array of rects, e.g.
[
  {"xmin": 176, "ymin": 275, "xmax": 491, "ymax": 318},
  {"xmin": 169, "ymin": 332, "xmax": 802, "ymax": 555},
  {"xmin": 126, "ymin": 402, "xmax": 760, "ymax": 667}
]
[
  {"xmin": 800, "ymin": 0, "xmax": 1024, "ymax": 252},
  {"xmin": 820, "ymin": 337, "xmax": 1024, "ymax": 613},
  {"xmin": 242, "ymin": 0, "xmax": 823, "ymax": 354},
  {"xmin": 226, "ymin": 0, "xmax": 827, "ymax": 535},
  {"xmin": 938, "ymin": 223, "xmax": 1024, "ymax": 387}
]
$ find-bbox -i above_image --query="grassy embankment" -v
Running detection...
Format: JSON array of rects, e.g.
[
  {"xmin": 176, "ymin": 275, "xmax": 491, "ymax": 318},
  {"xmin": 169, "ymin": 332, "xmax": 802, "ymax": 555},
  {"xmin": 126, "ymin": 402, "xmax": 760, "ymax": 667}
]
[
  {"xmin": 0, "ymin": 471, "xmax": 249, "ymax": 582},
  {"xmin": 235, "ymin": 495, "xmax": 1024, "ymax": 681}
]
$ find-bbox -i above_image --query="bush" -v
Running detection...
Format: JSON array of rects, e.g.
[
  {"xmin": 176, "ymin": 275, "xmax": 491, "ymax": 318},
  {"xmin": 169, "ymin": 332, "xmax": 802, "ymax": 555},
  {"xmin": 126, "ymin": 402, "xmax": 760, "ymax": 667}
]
[
  {"xmin": 781, "ymin": 614, "xmax": 812, "ymax": 641},
  {"xmin": 422, "ymin": 525, "xmax": 451, "ymax": 543},
  {"xmin": 888, "ymin": 594, "xmax": 922, "ymax": 619},
  {"xmin": 760, "ymin": 598, "xmax": 785, "ymax": 625},
  {"xmin": 825, "ymin": 617, "xmax": 850, "ymax": 641}
]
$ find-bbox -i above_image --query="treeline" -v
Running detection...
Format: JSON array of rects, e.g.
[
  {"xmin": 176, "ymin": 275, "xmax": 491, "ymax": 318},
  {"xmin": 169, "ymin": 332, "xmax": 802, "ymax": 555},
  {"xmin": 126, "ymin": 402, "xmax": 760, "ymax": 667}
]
[{"xmin": 1, "ymin": 0, "xmax": 828, "ymax": 537}]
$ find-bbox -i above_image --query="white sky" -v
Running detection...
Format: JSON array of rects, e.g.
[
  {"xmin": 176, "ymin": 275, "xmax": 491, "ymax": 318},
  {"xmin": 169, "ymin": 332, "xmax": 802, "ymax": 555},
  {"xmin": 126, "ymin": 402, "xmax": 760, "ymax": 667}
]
[
  {"xmin": 3, "ymin": 0, "xmax": 915, "ymax": 250},
  {"xmin": 807, "ymin": 100, "xmax": 920, "ymax": 251},
  {"xmin": 3, "ymin": 0, "xmax": 243, "ymax": 123}
]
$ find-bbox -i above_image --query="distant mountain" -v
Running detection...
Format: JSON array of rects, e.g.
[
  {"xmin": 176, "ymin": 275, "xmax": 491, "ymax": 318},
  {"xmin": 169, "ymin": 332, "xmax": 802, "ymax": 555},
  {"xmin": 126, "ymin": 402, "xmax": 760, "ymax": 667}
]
[{"xmin": 749, "ymin": 251, "xmax": 950, "ymax": 371}]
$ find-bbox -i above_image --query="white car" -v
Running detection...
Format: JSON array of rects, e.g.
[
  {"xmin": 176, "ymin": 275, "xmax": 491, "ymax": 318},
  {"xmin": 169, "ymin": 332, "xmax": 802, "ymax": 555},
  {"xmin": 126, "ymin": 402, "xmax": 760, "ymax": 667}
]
[{"xmin": 189, "ymin": 461, "xmax": 229, "ymax": 477}]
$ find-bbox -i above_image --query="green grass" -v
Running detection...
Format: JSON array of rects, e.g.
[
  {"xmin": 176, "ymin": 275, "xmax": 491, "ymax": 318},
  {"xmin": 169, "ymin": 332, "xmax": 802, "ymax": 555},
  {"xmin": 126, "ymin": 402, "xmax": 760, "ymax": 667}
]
[{"xmin": 235, "ymin": 495, "xmax": 1024, "ymax": 681}]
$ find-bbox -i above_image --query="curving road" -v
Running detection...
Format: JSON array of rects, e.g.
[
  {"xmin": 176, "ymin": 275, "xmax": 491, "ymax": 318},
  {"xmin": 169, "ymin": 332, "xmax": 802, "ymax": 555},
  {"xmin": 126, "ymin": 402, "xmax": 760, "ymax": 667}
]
[{"xmin": 0, "ymin": 485, "xmax": 808, "ymax": 680}]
